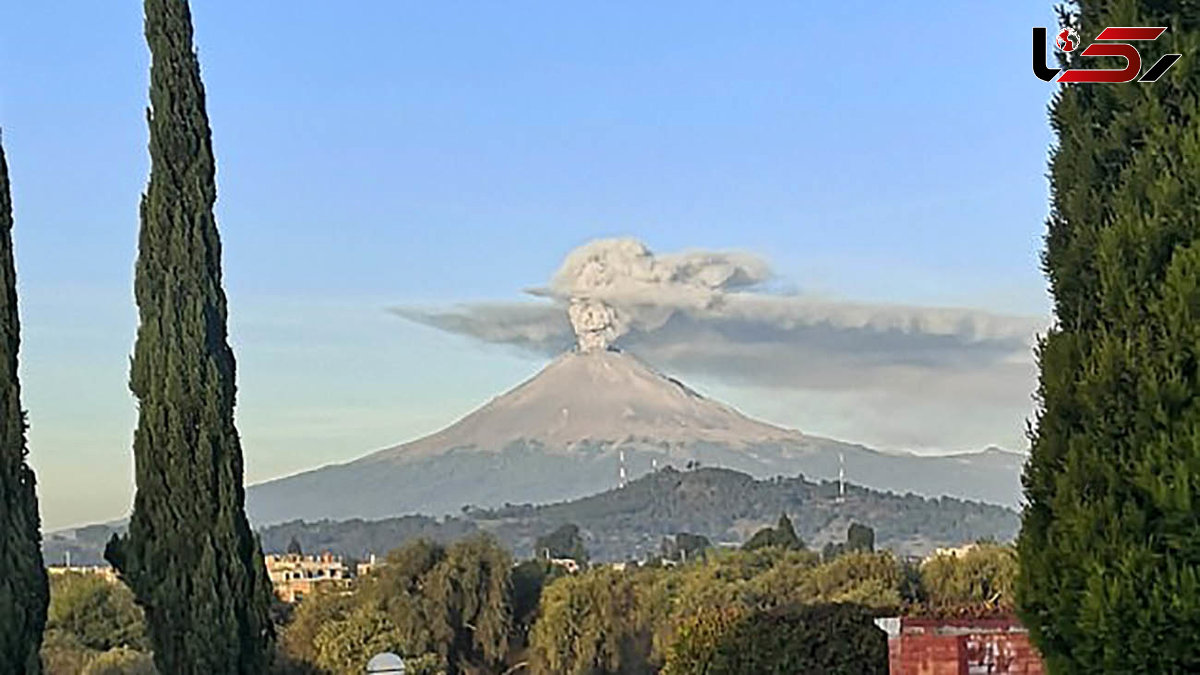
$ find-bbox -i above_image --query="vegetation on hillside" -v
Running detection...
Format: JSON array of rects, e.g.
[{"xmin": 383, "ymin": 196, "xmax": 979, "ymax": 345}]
[
  {"xmin": 1017, "ymin": 1, "xmax": 1200, "ymax": 671},
  {"xmin": 259, "ymin": 516, "xmax": 478, "ymax": 566},
  {"xmin": 47, "ymin": 467, "xmax": 1019, "ymax": 568},
  {"xmin": 263, "ymin": 467, "xmax": 1017, "ymax": 563},
  {"xmin": 478, "ymin": 467, "xmax": 1017, "ymax": 561}
]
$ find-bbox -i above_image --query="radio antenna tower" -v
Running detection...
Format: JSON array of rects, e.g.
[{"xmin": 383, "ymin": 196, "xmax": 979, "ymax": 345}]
[
  {"xmin": 619, "ymin": 450, "xmax": 627, "ymax": 489},
  {"xmin": 837, "ymin": 452, "xmax": 845, "ymax": 505}
]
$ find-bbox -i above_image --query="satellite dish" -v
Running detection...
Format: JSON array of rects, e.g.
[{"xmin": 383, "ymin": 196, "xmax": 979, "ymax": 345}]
[{"xmin": 366, "ymin": 652, "xmax": 406, "ymax": 674}]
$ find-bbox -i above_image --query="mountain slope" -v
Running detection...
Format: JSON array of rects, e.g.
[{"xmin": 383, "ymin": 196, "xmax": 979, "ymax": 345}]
[
  {"xmin": 367, "ymin": 349, "xmax": 800, "ymax": 460},
  {"xmin": 247, "ymin": 349, "xmax": 1026, "ymax": 524}
]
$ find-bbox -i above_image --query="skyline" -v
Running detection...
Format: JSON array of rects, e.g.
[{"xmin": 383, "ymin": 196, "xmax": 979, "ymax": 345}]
[{"xmin": 1, "ymin": 1, "xmax": 1056, "ymax": 529}]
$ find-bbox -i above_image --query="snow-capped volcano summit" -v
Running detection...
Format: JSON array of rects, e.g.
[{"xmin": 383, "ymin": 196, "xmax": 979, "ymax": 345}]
[
  {"xmin": 368, "ymin": 348, "xmax": 799, "ymax": 464},
  {"xmin": 246, "ymin": 347, "xmax": 1025, "ymax": 525}
]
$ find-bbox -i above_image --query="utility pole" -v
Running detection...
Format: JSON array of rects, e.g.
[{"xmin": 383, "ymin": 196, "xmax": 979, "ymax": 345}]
[{"xmin": 837, "ymin": 452, "xmax": 845, "ymax": 505}]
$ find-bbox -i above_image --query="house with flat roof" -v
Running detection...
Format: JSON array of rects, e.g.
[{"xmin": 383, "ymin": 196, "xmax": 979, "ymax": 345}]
[{"xmin": 265, "ymin": 552, "xmax": 351, "ymax": 603}]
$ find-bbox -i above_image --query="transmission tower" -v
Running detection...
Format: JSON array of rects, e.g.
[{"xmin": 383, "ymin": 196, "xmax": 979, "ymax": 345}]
[{"xmin": 837, "ymin": 452, "xmax": 845, "ymax": 505}]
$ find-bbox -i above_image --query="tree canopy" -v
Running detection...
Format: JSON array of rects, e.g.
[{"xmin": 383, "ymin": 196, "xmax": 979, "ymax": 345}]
[
  {"xmin": 281, "ymin": 535, "xmax": 512, "ymax": 675},
  {"xmin": 534, "ymin": 523, "xmax": 589, "ymax": 563},
  {"xmin": 40, "ymin": 573, "xmax": 155, "ymax": 675},
  {"xmin": 527, "ymin": 547, "xmax": 907, "ymax": 674},
  {"xmin": 46, "ymin": 574, "xmax": 148, "ymax": 654},
  {"xmin": 664, "ymin": 604, "xmax": 886, "ymax": 675},
  {"xmin": 1017, "ymin": 2, "xmax": 1200, "ymax": 671},
  {"xmin": 260, "ymin": 534, "xmax": 1017, "ymax": 675},
  {"xmin": 743, "ymin": 514, "xmax": 805, "ymax": 552}
]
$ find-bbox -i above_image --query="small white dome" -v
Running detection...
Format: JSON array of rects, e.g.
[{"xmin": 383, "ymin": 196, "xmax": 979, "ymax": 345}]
[{"xmin": 366, "ymin": 652, "xmax": 406, "ymax": 673}]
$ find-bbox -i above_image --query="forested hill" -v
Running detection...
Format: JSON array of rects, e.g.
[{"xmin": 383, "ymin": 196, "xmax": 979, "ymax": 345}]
[
  {"xmin": 260, "ymin": 467, "xmax": 1018, "ymax": 561},
  {"xmin": 469, "ymin": 466, "xmax": 1017, "ymax": 560},
  {"xmin": 46, "ymin": 467, "xmax": 1018, "ymax": 565}
]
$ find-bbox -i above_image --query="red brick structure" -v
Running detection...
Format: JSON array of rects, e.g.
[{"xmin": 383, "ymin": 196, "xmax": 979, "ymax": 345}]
[{"xmin": 876, "ymin": 615, "xmax": 1044, "ymax": 674}]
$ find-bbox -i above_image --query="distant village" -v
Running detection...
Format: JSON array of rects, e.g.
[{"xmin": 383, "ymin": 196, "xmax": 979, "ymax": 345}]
[{"xmin": 47, "ymin": 540, "xmax": 987, "ymax": 605}]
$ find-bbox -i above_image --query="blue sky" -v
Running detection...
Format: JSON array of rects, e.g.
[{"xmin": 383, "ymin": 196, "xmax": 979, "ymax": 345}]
[{"xmin": 0, "ymin": 1, "xmax": 1057, "ymax": 529}]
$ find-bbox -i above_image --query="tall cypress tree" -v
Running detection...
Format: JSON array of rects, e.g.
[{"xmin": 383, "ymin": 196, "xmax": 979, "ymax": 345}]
[
  {"xmin": 1018, "ymin": 2, "xmax": 1200, "ymax": 671},
  {"xmin": 0, "ymin": 134, "xmax": 49, "ymax": 674},
  {"xmin": 103, "ymin": 1, "xmax": 274, "ymax": 672}
]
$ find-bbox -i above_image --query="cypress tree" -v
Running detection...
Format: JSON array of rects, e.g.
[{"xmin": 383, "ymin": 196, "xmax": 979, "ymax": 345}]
[
  {"xmin": 0, "ymin": 134, "xmax": 49, "ymax": 674},
  {"xmin": 103, "ymin": 1, "xmax": 274, "ymax": 672},
  {"xmin": 1018, "ymin": 2, "xmax": 1200, "ymax": 671}
]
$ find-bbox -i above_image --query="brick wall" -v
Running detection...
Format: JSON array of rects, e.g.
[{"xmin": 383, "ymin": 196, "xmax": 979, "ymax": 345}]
[{"xmin": 880, "ymin": 616, "xmax": 1044, "ymax": 675}]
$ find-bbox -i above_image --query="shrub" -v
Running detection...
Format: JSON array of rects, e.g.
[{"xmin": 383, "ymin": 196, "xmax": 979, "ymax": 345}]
[{"xmin": 704, "ymin": 604, "xmax": 886, "ymax": 675}]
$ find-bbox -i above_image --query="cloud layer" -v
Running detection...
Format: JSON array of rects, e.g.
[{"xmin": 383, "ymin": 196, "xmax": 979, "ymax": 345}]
[{"xmin": 393, "ymin": 238, "xmax": 1045, "ymax": 452}]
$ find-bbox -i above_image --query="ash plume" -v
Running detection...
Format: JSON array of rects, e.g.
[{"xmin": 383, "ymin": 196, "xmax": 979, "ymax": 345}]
[
  {"xmin": 391, "ymin": 238, "xmax": 1046, "ymax": 452},
  {"xmin": 567, "ymin": 299, "xmax": 619, "ymax": 352},
  {"xmin": 532, "ymin": 238, "xmax": 771, "ymax": 351}
]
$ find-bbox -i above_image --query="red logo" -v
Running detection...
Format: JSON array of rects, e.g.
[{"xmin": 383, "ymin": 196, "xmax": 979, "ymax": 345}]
[
  {"xmin": 1033, "ymin": 26, "xmax": 1181, "ymax": 83},
  {"xmin": 1056, "ymin": 28, "xmax": 1078, "ymax": 52}
]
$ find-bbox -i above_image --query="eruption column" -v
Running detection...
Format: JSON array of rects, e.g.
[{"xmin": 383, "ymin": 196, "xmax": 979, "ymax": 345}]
[{"xmin": 568, "ymin": 298, "xmax": 619, "ymax": 352}]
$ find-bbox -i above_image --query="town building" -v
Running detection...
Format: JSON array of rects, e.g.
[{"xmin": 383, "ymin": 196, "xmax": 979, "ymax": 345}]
[
  {"xmin": 265, "ymin": 551, "xmax": 351, "ymax": 603},
  {"xmin": 548, "ymin": 557, "xmax": 581, "ymax": 574},
  {"xmin": 47, "ymin": 565, "xmax": 120, "ymax": 583},
  {"xmin": 876, "ymin": 615, "xmax": 1044, "ymax": 674},
  {"xmin": 930, "ymin": 543, "xmax": 979, "ymax": 560},
  {"xmin": 356, "ymin": 554, "xmax": 382, "ymax": 578}
]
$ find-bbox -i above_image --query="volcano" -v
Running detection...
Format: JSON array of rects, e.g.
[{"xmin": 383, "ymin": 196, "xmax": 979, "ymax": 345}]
[
  {"xmin": 371, "ymin": 349, "xmax": 801, "ymax": 459},
  {"xmin": 246, "ymin": 348, "xmax": 1025, "ymax": 525}
]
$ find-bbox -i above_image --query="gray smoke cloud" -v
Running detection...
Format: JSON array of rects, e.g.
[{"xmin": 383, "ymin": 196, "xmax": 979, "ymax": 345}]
[
  {"xmin": 530, "ymin": 238, "xmax": 772, "ymax": 351},
  {"xmin": 393, "ymin": 238, "xmax": 1046, "ymax": 452}
]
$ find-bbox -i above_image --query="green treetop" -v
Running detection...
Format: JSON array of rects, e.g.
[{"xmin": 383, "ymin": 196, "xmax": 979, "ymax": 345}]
[{"xmin": 743, "ymin": 514, "xmax": 805, "ymax": 552}]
